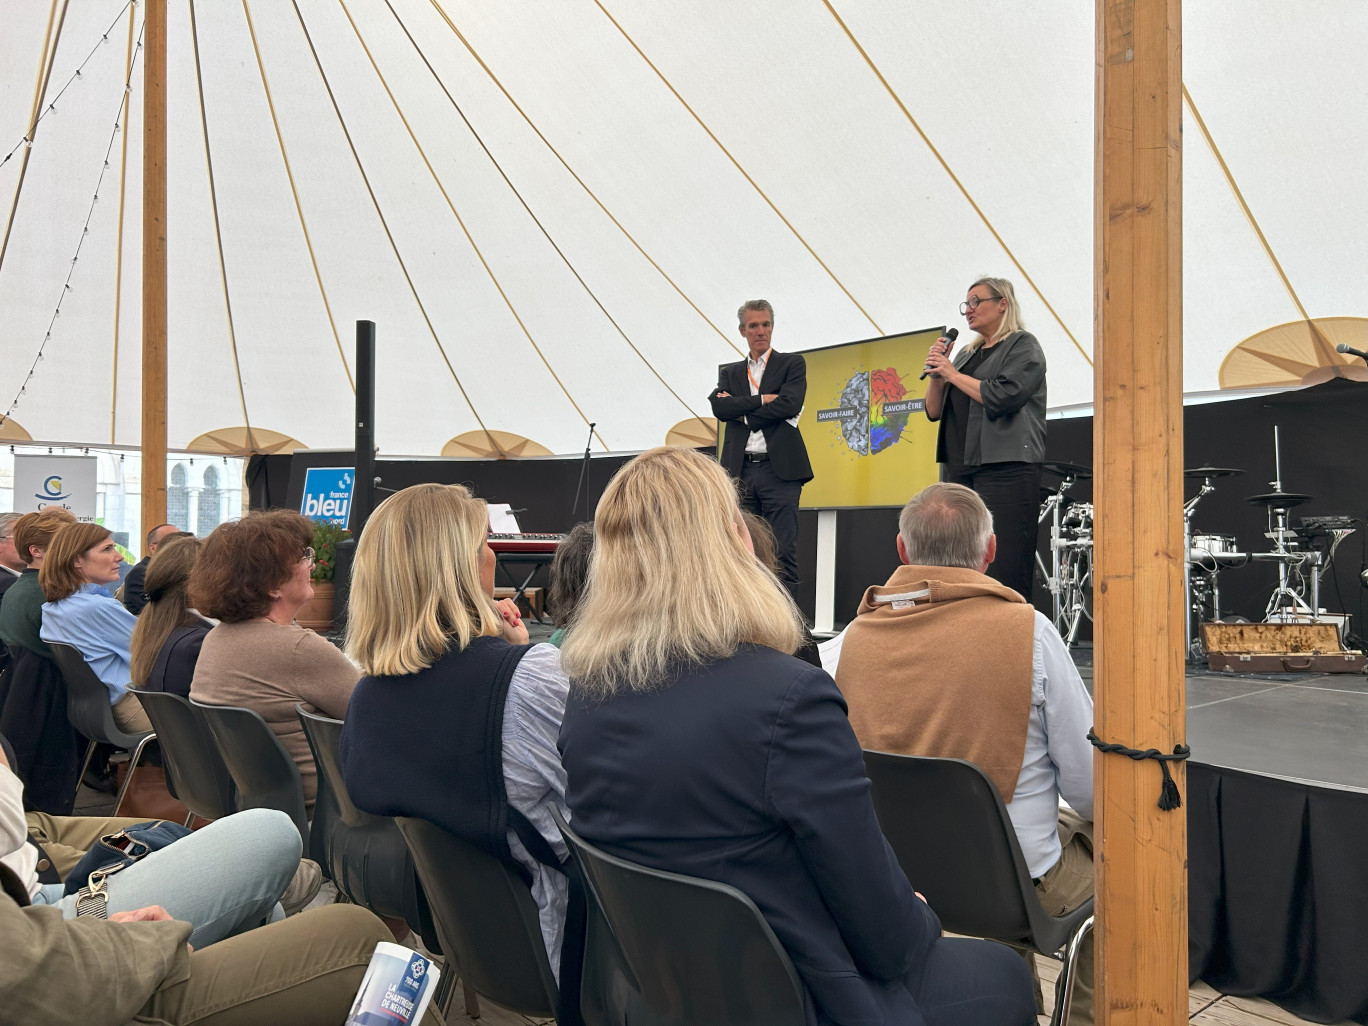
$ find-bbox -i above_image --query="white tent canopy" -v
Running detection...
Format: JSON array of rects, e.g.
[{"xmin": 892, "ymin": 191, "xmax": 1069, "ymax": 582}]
[{"xmin": 2, "ymin": 0, "xmax": 1364, "ymax": 457}]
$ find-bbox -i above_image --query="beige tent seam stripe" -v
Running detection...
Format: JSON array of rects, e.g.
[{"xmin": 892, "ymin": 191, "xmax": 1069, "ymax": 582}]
[
  {"xmin": 593, "ymin": 0, "xmax": 884, "ymax": 337},
  {"xmin": 385, "ymin": 0, "xmax": 714, "ymax": 439},
  {"xmin": 821, "ymin": 0, "xmax": 1091, "ymax": 368},
  {"xmin": 240, "ymin": 0, "xmax": 354, "ymax": 408},
  {"xmin": 1181, "ymin": 86, "xmax": 1338, "ymax": 370},
  {"xmin": 109, "ymin": 6, "xmax": 137, "ymax": 444},
  {"xmin": 0, "ymin": 0, "xmax": 67, "ymax": 276},
  {"xmin": 190, "ymin": 1, "xmax": 257, "ymax": 448},
  {"xmin": 422, "ymin": 0, "xmax": 743, "ymax": 358},
  {"xmin": 284, "ymin": 0, "xmax": 501, "ymax": 456},
  {"xmin": 340, "ymin": 0, "xmax": 608, "ymax": 453}
]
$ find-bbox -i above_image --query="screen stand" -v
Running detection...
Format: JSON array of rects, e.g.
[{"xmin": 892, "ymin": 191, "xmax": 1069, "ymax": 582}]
[{"xmin": 814, "ymin": 510, "xmax": 838, "ymax": 633}]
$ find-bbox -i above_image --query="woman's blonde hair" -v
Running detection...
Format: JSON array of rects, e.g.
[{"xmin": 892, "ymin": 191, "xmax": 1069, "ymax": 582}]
[
  {"xmin": 964, "ymin": 275, "xmax": 1025, "ymax": 351},
  {"xmin": 560, "ymin": 447, "xmax": 804, "ymax": 698},
  {"xmin": 345, "ymin": 483, "xmax": 502, "ymax": 676},
  {"xmin": 39, "ymin": 522, "xmax": 112, "ymax": 602},
  {"xmin": 130, "ymin": 536, "xmax": 203, "ymax": 686}
]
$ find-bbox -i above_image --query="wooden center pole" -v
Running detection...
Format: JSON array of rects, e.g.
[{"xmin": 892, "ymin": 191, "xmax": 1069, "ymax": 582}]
[
  {"xmin": 1094, "ymin": 0, "xmax": 1186, "ymax": 1022},
  {"xmin": 141, "ymin": 0, "xmax": 168, "ymax": 534}
]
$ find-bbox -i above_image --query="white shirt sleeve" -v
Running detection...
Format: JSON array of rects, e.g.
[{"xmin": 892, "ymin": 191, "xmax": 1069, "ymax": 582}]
[
  {"xmin": 1034, "ymin": 615, "xmax": 1095, "ymax": 820},
  {"xmin": 0, "ymin": 764, "xmax": 40, "ymax": 898}
]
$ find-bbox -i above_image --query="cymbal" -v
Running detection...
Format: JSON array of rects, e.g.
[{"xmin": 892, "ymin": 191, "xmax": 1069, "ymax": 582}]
[
  {"xmin": 1246, "ymin": 491, "xmax": 1312, "ymax": 508},
  {"xmin": 1041, "ymin": 460, "xmax": 1091, "ymax": 480},
  {"xmin": 1184, "ymin": 466, "xmax": 1243, "ymax": 478}
]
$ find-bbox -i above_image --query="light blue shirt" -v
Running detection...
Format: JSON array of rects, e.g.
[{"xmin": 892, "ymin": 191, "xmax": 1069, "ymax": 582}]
[{"xmin": 40, "ymin": 583, "xmax": 138, "ymax": 707}]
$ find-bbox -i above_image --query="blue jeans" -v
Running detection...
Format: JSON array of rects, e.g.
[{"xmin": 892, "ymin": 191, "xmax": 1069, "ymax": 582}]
[{"xmin": 33, "ymin": 808, "xmax": 298, "ymax": 949}]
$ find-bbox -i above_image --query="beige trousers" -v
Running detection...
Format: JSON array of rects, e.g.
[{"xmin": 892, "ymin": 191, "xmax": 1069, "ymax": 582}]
[{"xmin": 1025, "ymin": 808, "xmax": 1095, "ymax": 1025}]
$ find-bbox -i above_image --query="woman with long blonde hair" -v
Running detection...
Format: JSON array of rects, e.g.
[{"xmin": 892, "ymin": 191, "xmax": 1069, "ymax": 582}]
[
  {"xmin": 559, "ymin": 447, "xmax": 1033, "ymax": 1026},
  {"xmin": 921, "ymin": 275, "xmax": 1047, "ymax": 601},
  {"xmin": 340, "ymin": 483, "xmax": 571, "ymax": 981}
]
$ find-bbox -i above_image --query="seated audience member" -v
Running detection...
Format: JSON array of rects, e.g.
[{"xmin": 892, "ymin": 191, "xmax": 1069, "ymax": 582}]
[
  {"xmin": 130, "ymin": 536, "xmax": 209, "ymax": 698},
  {"xmin": 340, "ymin": 483, "xmax": 571, "ymax": 976},
  {"xmin": 741, "ymin": 509, "xmax": 822, "ymax": 667},
  {"xmin": 829, "ymin": 482, "xmax": 1095, "ymax": 1023},
  {"xmin": 558, "ymin": 448, "xmax": 1034, "ymax": 1026},
  {"xmin": 39, "ymin": 522, "xmax": 152, "ymax": 733},
  {"xmin": 1, "ymin": 737, "xmax": 319, "ymax": 948},
  {"xmin": 121, "ymin": 523, "xmax": 181, "ymax": 615},
  {"xmin": 0, "ymin": 508, "xmax": 79, "ymax": 658},
  {"xmin": 0, "ymin": 512, "xmax": 23, "ymax": 599},
  {"xmin": 1, "ymin": 866, "xmax": 428, "ymax": 1026},
  {"xmin": 190, "ymin": 511, "xmax": 358, "ymax": 811},
  {"xmin": 546, "ymin": 520, "xmax": 594, "ymax": 647}
]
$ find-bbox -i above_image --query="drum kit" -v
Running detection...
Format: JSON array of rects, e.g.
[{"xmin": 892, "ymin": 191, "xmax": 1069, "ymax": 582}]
[{"xmin": 1037, "ymin": 429, "xmax": 1357, "ymax": 660}]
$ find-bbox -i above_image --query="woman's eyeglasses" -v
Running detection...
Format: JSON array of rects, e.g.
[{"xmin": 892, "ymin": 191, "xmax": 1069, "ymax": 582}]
[
  {"xmin": 959, "ymin": 295, "xmax": 1001, "ymax": 315},
  {"xmin": 302, "ymin": 546, "xmax": 316, "ymax": 568}
]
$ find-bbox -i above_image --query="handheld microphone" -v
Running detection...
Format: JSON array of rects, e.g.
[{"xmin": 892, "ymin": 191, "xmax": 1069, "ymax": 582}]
[
  {"xmin": 920, "ymin": 328, "xmax": 960, "ymax": 380},
  {"xmin": 1336, "ymin": 343, "xmax": 1368, "ymax": 361}
]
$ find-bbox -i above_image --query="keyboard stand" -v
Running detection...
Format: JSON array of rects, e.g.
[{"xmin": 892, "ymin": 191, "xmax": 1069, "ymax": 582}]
[{"xmin": 495, "ymin": 552, "xmax": 554, "ymax": 623}]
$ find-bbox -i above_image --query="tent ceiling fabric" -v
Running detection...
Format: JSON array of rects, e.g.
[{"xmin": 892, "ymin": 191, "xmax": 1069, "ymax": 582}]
[{"xmin": 2, "ymin": 1, "xmax": 1364, "ymax": 456}]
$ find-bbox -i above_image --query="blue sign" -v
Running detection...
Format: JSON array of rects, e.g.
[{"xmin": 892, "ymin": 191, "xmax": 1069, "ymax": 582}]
[{"xmin": 301, "ymin": 468, "xmax": 354, "ymax": 526}]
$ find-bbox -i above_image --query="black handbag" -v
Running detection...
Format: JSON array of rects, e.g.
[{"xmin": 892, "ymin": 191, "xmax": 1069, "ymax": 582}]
[{"xmin": 62, "ymin": 820, "xmax": 192, "ymax": 898}]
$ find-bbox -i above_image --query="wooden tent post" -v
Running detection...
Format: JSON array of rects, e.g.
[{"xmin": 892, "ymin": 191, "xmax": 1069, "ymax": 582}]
[
  {"xmin": 141, "ymin": 0, "xmax": 168, "ymax": 533},
  {"xmin": 1094, "ymin": 0, "xmax": 1187, "ymax": 1022}
]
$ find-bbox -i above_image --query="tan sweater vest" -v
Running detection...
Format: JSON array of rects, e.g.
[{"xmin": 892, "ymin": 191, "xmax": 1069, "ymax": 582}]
[{"xmin": 835, "ymin": 564, "xmax": 1035, "ymax": 803}]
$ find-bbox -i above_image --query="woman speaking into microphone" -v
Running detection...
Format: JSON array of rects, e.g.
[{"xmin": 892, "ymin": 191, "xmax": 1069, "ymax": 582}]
[{"xmin": 922, "ymin": 276, "xmax": 1047, "ymax": 601}]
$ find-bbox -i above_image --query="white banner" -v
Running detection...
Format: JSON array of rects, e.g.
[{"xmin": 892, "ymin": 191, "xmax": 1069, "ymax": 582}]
[{"xmin": 12, "ymin": 454, "xmax": 98, "ymax": 521}]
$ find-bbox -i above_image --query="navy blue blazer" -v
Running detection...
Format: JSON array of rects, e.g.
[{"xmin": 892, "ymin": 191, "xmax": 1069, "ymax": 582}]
[
  {"xmin": 709, "ymin": 350, "xmax": 814, "ymax": 484},
  {"xmin": 559, "ymin": 645, "xmax": 941, "ymax": 1026}
]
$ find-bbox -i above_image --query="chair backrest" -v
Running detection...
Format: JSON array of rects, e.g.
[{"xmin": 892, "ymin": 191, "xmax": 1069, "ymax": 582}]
[
  {"xmin": 395, "ymin": 816, "xmax": 558, "ymax": 1018},
  {"xmin": 135, "ymin": 690, "xmax": 236, "ymax": 821},
  {"xmin": 191, "ymin": 699, "xmax": 308, "ymax": 844},
  {"xmin": 554, "ymin": 809, "xmax": 808, "ymax": 1026},
  {"xmin": 295, "ymin": 705, "xmax": 384, "ymax": 830},
  {"xmin": 862, "ymin": 750, "xmax": 1082, "ymax": 953},
  {"xmin": 49, "ymin": 641, "xmax": 148, "ymax": 748}
]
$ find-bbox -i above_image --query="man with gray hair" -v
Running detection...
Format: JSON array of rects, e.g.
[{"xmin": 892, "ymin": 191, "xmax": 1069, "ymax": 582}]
[
  {"xmin": 709, "ymin": 300, "xmax": 812, "ymax": 595},
  {"xmin": 0, "ymin": 513, "xmax": 24, "ymax": 599},
  {"xmin": 827, "ymin": 481, "xmax": 1096, "ymax": 1024}
]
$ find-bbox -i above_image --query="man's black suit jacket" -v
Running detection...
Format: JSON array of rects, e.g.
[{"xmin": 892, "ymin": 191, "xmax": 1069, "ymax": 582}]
[{"xmin": 708, "ymin": 350, "xmax": 813, "ymax": 484}]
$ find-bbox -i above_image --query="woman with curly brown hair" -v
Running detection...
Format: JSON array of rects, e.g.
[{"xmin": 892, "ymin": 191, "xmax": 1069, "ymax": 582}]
[{"xmin": 189, "ymin": 510, "xmax": 358, "ymax": 810}]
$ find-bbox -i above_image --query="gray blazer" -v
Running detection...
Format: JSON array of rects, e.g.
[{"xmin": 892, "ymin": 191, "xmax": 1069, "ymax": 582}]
[{"xmin": 933, "ymin": 330, "xmax": 1047, "ymax": 466}]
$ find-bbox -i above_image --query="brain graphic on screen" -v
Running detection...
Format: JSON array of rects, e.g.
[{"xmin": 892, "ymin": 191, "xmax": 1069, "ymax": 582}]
[
  {"xmin": 868, "ymin": 368, "xmax": 910, "ymax": 455},
  {"xmin": 837, "ymin": 373, "xmax": 870, "ymax": 454}
]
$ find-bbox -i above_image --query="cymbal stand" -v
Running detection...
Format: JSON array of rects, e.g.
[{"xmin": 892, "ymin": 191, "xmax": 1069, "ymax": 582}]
[
  {"xmin": 1183, "ymin": 474, "xmax": 1216, "ymax": 662},
  {"xmin": 1262, "ymin": 503, "xmax": 1318, "ymax": 621},
  {"xmin": 1037, "ymin": 473, "xmax": 1077, "ymax": 633}
]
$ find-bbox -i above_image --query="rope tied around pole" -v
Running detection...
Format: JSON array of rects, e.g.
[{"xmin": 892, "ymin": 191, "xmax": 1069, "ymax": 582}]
[{"xmin": 1088, "ymin": 728, "xmax": 1191, "ymax": 811}]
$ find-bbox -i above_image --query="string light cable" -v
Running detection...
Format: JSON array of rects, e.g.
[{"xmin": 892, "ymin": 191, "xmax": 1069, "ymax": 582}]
[
  {"xmin": 0, "ymin": 17, "xmax": 146, "ymax": 430},
  {"xmin": 0, "ymin": 2, "xmax": 136, "ymax": 171}
]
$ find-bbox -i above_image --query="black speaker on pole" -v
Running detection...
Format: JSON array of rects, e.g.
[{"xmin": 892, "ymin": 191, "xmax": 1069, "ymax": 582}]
[{"xmin": 334, "ymin": 320, "xmax": 377, "ymax": 632}]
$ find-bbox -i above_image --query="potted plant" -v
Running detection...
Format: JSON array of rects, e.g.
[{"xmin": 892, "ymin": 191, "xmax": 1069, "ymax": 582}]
[{"xmin": 296, "ymin": 519, "xmax": 351, "ymax": 633}]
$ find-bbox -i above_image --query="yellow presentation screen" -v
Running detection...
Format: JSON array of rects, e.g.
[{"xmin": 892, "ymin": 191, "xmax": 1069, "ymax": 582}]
[{"xmin": 798, "ymin": 326, "xmax": 945, "ymax": 509}]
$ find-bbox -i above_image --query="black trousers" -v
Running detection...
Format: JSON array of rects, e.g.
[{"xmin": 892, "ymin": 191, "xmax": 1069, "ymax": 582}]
[
  {"xmin": 944, "ymin": 462, "xmax": 1041, "ymax": 602},
  {"xmin": 739, "ymin": 456, "xmax": 803, "ymax": 593}
]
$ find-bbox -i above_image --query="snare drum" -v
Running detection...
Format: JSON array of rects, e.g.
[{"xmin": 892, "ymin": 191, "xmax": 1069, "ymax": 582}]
[{"xmin": 1189, "ymin": 533, "xmax": 1238, "ymax": 565}]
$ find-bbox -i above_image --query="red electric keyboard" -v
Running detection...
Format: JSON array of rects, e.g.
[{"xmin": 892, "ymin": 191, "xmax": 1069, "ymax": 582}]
[{"xmin": 489, "ymin": 532, "xmax": 565, "ymax": 555}]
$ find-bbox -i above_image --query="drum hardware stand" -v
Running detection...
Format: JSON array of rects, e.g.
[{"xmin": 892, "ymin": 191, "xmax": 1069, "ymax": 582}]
[
  {"xmin": 1183, "ymin": 470, "xmax": 1224, "ymax": 662},
  {"xmin": 1248, "ymin": 427, "xmax": 1320, "ymax": 623},
  {"xmin": 1037, "ymin": 473, "xmax": 1078, "ymax": 633}
]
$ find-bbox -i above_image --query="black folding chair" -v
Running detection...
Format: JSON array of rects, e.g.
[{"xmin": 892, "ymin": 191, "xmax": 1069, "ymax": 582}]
[
  {"xmin": 395, "ymin": 816, "xmax": 559, "ymax": 1021},
  {"xmin": 191, "ymin": 699, "xmax": 308, "ymax": 846},
  {"xmin": 135, "ymin": 690, "xmax": 235, "ymax": 826},
  {"xmin": 48, "ymin": 642, "xmax": 156, "ymax": 815},
  {"xmin": 862, "ymin": 750, "xmax": 1094, "ymax": 1026},
  {"xmin": 554, "ymin": 808, "xmax": 807, "ymax": 1026},
  {"xmin": 295, "ymin": 706, "xmax": 438, "ymax": 940}
]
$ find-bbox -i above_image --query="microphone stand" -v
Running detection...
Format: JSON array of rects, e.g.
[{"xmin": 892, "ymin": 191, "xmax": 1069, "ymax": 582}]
[{"xmin": 570, "ymin": 422, "xmax": 596, "ymax": 521}]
